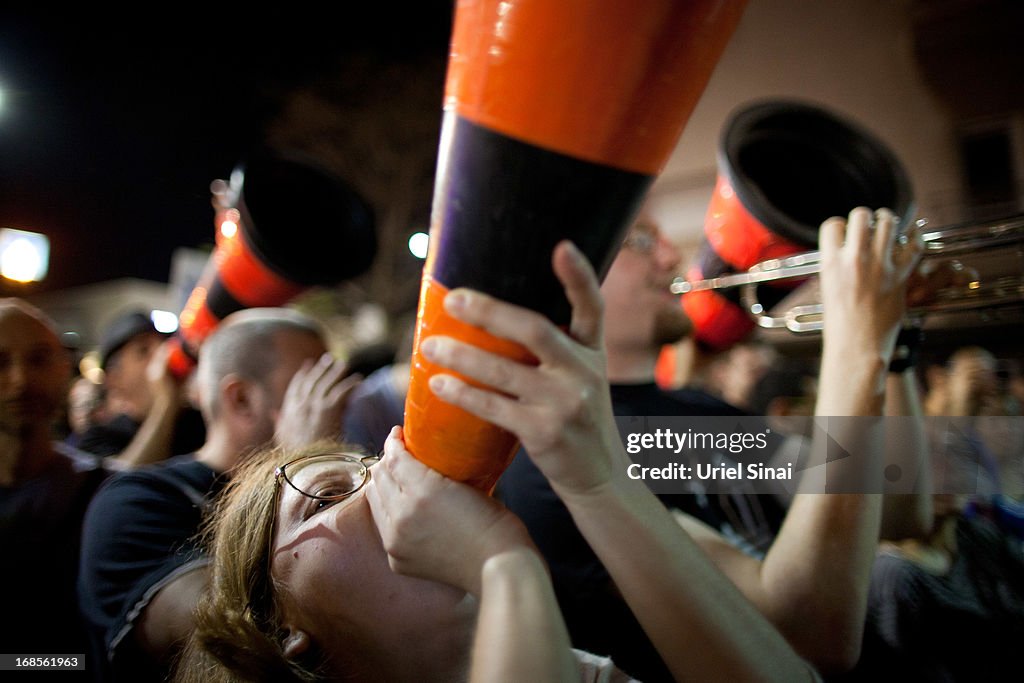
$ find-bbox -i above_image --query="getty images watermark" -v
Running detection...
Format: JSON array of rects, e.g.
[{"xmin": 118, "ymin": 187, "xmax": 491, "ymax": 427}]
[{"xmin": 616, "ymin": 416, "xmax": 1023, "ymax": 497}]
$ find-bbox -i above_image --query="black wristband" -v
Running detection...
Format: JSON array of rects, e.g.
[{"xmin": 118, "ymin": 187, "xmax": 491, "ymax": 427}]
[{"xmin": 889, "ymin": 326, "xmax": 924, "ymax": 373}]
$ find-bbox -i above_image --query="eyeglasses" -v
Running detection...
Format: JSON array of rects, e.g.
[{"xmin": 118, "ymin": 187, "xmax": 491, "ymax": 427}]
[
  {"xmin": 274, "ymin": 451, "xmax": 381, "ymax": 504},
  {"xmin": 263, "ymin": 451, "xmax": 381, "ymax": 602}
]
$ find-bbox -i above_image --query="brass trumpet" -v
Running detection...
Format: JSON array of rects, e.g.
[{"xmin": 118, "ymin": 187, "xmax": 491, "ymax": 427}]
[{"xmin": 671, "ymin": 214, "xmax": 1024, "ymax": 333}]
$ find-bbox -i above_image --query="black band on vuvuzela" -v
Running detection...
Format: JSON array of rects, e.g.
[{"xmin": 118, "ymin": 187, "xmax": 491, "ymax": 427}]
[
  {"xmin": 204, "ymin": 276, "xmax": 246, "ymax": 322},
  {"xmin": 429, "ymin": 114, "xmax": 654, "ymax": 324}
]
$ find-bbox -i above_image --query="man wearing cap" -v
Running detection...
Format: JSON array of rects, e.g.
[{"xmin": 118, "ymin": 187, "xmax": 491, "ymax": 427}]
[{"xmin": 77, "ymin": 310, "xmax": 205, "ymax": 466}]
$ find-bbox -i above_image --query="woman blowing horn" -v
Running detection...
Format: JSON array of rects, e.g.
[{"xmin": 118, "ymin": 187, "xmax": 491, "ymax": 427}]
[{"xmin": 173, "ymin": 208, "xmax": 920, "ymax": 681}]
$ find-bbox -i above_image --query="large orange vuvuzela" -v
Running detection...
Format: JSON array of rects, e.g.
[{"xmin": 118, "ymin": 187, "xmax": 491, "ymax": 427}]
[{"xmin": 404, "ymin": 0, "xmax": 748, "ymax": 491}]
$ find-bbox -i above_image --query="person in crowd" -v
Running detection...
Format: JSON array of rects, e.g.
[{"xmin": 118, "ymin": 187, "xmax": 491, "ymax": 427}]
[
  {"xmin": 65, "ymin": 375, "xmax": 109, "ymax": 449},
  {"xmin": 842, "ymin": 486, "xmax": 1024, "ymax": 682},
  {"xmin": 839, "ymin": 345, "xmax": 1024, "ymax": 682},
  {"xmin": 498, "ymin": 207, "xmax": 930, "ymax": 679},
  {"xmin": 174, "ymin": 240, "xmax": 828, "ymax": 682},
  {"xmin": 77, "ymin": 307, "xmax": 360, "ymax": 682},
  {"xmin": 925, "ymin": 346, "xmax": 1020, "ymax": 501},
  {"xmin": 0, "ymin": 299, "xmax": 112, "ymax": 667},
  {"xmin": 934, "ymin": 346, "xmax": 1005, "ymax": 418},
  {"xmin": 77, "ymin": 309, "xmax": 206, "ymax": 465}
]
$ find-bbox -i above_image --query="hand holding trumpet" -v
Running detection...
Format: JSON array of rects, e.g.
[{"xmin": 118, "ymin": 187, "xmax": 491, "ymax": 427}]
[
  {"xmin": 676, "ymin": 211, "xmax": 1021, "ymax": 335},
  {"xmin": 819, "ymin": 207, "xmax": 924, "ymax": 367}
]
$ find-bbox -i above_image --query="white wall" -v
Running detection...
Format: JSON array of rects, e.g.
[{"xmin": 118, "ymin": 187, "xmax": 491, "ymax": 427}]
[{"xmin": 649, "ymin": 0, "xmax": 965, "ymax": 246}]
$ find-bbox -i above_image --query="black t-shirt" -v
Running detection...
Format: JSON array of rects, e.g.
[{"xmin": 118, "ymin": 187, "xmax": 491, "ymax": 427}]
[
  {"xmin": 77, "ymin": 454, "xmax": 225, "ymax": 682},
  {"xmin": 496, "ymin": 382, "xmax": 787, "ymax": 683},
  {"xmin": 77, "ymin": 409, "xmax": 207, "ymax": 459},
  {"xmin": 0, "ymin": 444, "xmax": 110, "ymax": 678}
]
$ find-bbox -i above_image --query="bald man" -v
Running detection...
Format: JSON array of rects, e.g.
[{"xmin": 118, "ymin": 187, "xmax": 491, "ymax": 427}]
[
  {"xmin": 1, "ymin": 298, "xmax": 112, "ymax": 664},
  {"xmin": 77, "ymin": 307, "xmax": 359, "ymax": 682}
]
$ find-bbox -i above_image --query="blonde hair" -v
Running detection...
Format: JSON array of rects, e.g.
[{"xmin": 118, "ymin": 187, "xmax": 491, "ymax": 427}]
[{"xmin": 173, "ymin": 441, "xmax": 352, "ymax": 683}]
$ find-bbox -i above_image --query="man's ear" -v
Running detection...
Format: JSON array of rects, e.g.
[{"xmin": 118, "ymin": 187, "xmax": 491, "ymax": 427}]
[
  {"xmin": 220, "ymin": 374, "xmax": 256, "ymax": 418},
  {"xmin": 281, "ymin": 627, "xmax": 311, "ymax": 659}
]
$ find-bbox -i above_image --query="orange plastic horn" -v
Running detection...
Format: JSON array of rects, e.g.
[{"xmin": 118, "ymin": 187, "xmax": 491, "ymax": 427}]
[
  {"xmin": 166, "ymin": 150, "xmax": 376, "ymax": 379},
  {"xmin": 682, "ymin": 99, "xmax": 915, "ymax": 351},
  {"xmin": 403, "ymin": 0, "xmax": 749, "ymax": 491}
]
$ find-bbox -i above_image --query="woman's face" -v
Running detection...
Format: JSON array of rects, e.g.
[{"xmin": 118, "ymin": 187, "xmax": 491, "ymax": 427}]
[{"xmin": 269, "ymin": 477, "xmax": 473, "ymax": 673}]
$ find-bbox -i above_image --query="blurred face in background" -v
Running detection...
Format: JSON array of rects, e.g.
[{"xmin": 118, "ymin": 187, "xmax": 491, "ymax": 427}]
[
  {"xmin": 103, "ymin": 332, "xmax": 163, "ymax": 420},
  {"xmin": 0, "ymin": 303, "xmax": 71, "ymax": 438},
  {"xmin": 947, "ymin": 347, "xmax": 999, "ymax": 402},
  {"xmin": 68, "ymin": 376, "xmax": 106, "ymax": 435},
  {"xmin": 601, "ymin": 215, "xmax": 692, "ymax": 355}
]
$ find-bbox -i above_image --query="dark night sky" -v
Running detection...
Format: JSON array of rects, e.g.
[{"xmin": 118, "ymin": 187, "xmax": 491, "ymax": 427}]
[{"xmin": 0, "ymin": 5, "xmax": 453, "ymax": 295}]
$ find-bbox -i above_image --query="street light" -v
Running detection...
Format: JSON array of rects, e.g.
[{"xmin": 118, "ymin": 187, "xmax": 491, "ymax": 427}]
[
  {"xmin": 150, "ymin": 309, "xmax": 179, "ymax": 334},
  {"xmin": 0, "ymin": 228, "xmax": 50, "ymax": 283},
  {"xmin": 408, "ymin": 231, "xmax": 429, "ymax": 259}
]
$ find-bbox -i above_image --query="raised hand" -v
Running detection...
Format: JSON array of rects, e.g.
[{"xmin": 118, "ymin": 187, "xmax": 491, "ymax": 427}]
[
  {"xmin": 819, "ymin": 206, "xmax": 925, "ymax": 365},
  {"xmin": 275, "ymin": 353, "xmax": 361, "ymax": 449}
]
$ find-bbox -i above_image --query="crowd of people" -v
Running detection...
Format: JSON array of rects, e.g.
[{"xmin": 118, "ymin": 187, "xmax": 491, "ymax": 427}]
[{"xmin": 2, "ymin": 202, "xmax": 1022, "ymax": 682}]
